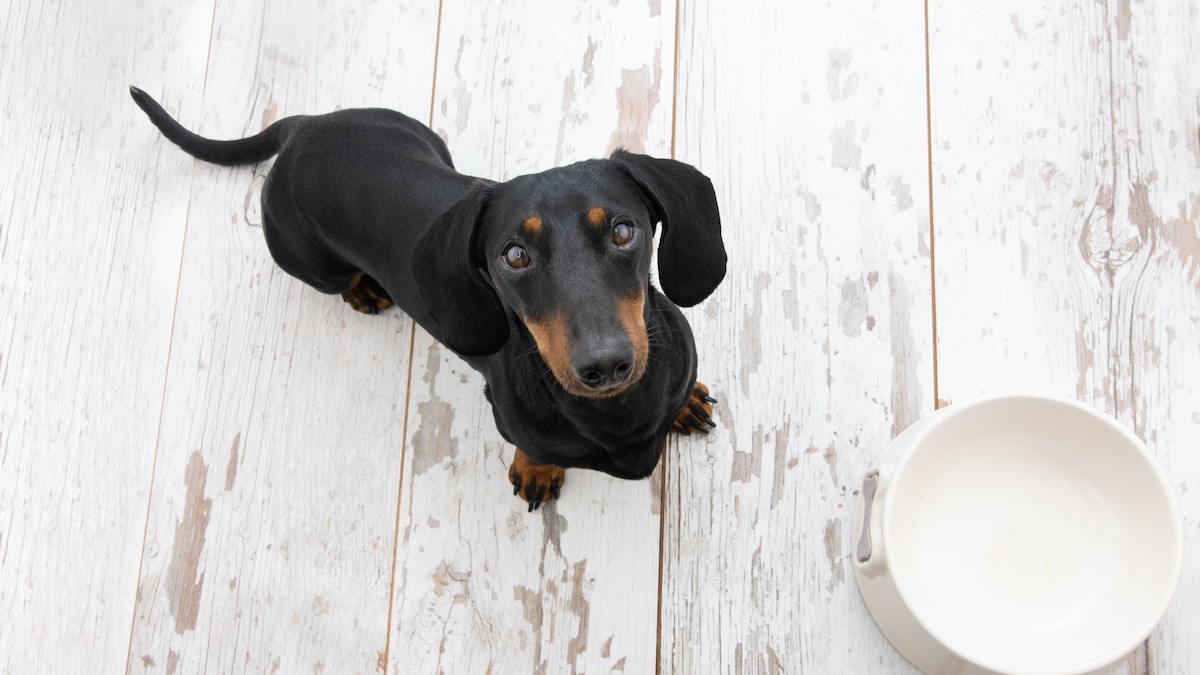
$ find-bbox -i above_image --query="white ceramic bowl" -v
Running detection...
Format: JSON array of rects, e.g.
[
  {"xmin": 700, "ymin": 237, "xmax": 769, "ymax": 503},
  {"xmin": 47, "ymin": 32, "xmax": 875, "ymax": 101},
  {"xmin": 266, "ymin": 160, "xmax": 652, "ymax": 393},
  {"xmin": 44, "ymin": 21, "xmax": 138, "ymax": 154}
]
[{"xmin": 852, "ymin": 395, "xmax": 1183, "ymax": 675}]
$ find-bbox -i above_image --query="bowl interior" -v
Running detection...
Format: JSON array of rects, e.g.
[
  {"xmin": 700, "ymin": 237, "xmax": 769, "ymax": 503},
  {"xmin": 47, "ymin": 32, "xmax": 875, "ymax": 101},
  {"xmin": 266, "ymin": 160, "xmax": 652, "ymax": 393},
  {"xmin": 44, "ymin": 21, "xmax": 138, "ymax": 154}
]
[{"xmin": 886, "ymin": 397, "xmax": 1179, "ymax": 674}]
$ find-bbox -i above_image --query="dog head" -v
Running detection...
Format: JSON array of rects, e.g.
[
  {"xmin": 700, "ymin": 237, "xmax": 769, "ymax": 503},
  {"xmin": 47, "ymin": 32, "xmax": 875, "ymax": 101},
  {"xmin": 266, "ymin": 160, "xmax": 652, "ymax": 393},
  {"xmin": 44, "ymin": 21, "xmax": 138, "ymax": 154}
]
[{"xmin": 413, "ymin": 150, "xmax": 725, "ymax": 398}]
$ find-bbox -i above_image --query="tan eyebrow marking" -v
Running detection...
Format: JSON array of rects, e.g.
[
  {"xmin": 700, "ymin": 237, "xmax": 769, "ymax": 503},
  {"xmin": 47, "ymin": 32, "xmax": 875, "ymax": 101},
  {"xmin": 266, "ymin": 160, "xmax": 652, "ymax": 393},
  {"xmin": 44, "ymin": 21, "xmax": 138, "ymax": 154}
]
[
  {"xmin": 587, "ymin": 206, "xmax": 607, "ymax": 226},
  {"xmin": 523, "ymin": 215, "xmax": 542, "ymax": 235}
]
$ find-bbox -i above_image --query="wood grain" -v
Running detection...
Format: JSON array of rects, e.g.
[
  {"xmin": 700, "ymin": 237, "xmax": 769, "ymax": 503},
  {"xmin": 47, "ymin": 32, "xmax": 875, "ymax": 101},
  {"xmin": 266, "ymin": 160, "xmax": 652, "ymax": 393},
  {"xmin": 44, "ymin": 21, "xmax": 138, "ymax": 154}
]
[
  {"xmin": 662, "ymin": 0, "xmax": 934, "ymax": 671},
  {"xmin": 0, "ymin": 0, "xmax": 212, "ymax": 671},
  {"xmin": 125, "ymin": 1, "xmax": 439, "ymax": 672},
  {"xmin": 388, "ymin": 1, "xmax": 674, "ymax": 672},
  {"xmin": 928, "ymin": 0, "xmax": 1199, "ymax": 671}
]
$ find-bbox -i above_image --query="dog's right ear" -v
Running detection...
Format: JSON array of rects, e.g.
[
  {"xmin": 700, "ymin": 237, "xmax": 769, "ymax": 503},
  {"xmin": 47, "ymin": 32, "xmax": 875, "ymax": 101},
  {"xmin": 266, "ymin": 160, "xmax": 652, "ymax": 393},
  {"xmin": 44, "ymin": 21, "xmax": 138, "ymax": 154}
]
[{"xmin": 413, "ymin": 186, "xmax": 510, "ymax": 357}]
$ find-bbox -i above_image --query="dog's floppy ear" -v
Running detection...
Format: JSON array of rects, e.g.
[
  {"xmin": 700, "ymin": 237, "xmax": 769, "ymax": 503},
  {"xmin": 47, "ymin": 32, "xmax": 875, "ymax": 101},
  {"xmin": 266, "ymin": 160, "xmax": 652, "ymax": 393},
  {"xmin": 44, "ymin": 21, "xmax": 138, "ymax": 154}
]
[
  {"xmin": 611, "ymin": 149, "xmax": 726, "ymax": 306},
  {"xmin": 412, "ymin": 186, "xmax": 509, "ymax": 356}
]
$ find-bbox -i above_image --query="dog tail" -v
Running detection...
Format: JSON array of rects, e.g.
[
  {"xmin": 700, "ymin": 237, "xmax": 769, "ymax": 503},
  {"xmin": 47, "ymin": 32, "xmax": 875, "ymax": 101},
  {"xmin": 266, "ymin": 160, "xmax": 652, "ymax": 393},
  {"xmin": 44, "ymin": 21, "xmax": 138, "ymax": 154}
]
[{"xmin": 129, "ymin": 86, "xmax": 303, "ymax": 166}]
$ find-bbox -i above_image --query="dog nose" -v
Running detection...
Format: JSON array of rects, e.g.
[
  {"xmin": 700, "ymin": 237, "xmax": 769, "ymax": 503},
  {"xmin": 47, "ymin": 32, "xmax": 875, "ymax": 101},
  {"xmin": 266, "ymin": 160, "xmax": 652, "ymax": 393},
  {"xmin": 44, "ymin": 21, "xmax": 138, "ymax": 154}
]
[{"xmin": 572, "ymin": 340, "xmax": 635, "ymax": 392}]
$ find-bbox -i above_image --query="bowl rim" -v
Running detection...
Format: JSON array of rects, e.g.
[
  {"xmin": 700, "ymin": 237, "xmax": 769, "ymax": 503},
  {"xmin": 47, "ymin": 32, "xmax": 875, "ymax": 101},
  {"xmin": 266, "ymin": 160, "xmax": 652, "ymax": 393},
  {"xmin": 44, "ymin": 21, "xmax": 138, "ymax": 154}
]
[{"xmin": 879, "ymin": 393, "xmax": 1184, "ymax": 675}]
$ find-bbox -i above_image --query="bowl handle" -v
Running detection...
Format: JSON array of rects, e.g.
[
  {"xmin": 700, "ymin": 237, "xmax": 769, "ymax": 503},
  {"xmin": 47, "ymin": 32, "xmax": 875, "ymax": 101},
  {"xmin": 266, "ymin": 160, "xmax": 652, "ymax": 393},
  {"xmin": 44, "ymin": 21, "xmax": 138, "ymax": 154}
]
[{"xmin": 855, "ymin": 465, "xmax": 893, "ymax": 576}]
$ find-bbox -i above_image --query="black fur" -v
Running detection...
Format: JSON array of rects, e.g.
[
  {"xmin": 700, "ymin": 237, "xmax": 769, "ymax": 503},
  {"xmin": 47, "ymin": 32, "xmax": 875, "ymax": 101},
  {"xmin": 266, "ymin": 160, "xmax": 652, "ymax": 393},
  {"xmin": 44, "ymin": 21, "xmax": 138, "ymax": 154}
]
[{"xmin": 131, "ymin": 86, "xmax": 725, "ymax": 481}]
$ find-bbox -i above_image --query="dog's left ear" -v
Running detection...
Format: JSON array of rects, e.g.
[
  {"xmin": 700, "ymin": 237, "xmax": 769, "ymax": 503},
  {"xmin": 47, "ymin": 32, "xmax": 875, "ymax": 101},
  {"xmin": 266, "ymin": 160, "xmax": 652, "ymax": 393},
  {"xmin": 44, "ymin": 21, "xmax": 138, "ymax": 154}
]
[
  {"xmin": 611, "ymin": 149, "xmax": 726, "ymax": 306},
  {"xmin": 412, "ymin": 185, "xmax": 510, "ymax": 357}
]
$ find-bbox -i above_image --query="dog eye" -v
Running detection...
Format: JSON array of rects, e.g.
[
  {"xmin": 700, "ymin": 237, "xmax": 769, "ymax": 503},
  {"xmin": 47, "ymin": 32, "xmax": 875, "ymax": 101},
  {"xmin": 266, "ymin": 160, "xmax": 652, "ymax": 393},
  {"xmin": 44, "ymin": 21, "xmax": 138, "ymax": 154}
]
[
  {"xmin": 503, "ymin": 244, "xmax": 531, "ymax": 269},
  {"xmin": 612, "ymin": 222, "xmax": 636, "ymax": 247}
]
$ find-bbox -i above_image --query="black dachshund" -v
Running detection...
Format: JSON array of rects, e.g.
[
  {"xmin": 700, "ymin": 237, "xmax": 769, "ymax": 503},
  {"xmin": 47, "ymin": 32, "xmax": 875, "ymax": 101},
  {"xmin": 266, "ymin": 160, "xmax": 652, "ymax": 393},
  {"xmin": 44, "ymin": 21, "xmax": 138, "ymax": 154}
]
[{"xmin": 130, "ymin": 87, "xmax": 726, "ymax": 510}]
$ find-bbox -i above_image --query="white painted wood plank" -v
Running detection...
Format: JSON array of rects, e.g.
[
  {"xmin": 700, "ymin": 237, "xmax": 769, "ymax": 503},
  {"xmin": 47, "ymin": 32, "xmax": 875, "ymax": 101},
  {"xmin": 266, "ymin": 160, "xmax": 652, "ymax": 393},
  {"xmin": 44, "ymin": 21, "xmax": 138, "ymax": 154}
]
[
  {"xmin": 928, "ymin": 1, "xmax": 1199, "ymax": 672},
  {"xmin": 0, "ymin": 1, "xmax": 212, "ymax": 671},
  {"xmin": 664, "ymin": 0, "xmax": 933, "ymax": 671},
  {"xmin": 126, "ymin": 2, "xmax": 439, "ymax": 672},
  {"xmin": 389, "ymin": 1, "xmax": 674, "ymax": 672}
]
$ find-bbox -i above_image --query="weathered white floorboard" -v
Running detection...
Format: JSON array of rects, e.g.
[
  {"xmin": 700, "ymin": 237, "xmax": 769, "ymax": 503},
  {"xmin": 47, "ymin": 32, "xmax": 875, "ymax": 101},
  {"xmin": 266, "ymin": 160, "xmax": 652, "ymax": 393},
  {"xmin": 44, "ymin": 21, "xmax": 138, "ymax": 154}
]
[
  {"xmin": 388, "ymin": 1, "xmax": 674, "ymax": 672},
  {"xmin": 928, "ymin": 1, "xmax": 1199, "ymax": 672},
  {"xmin": 125, "ymin": 2, "xmax": 439, "ymax": 672},
  {"xmin": 0, "ymin": 1, "xmax": 212, "ymax": 671},
  {"xmin": 662, "ymin": 0, "xmax": 934, "ymax": 671}
]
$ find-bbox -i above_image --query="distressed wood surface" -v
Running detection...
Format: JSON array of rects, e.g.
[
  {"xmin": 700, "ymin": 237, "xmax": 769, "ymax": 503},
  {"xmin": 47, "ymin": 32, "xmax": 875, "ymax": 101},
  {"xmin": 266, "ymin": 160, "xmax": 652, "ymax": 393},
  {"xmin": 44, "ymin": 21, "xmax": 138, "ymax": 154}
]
[
  {"xmin": 0, "ymin": 0, "xmax": 211, "ymax": 671},
  {"xmin": 125, "ymin": 1, "xmax": 439, "ymax": 673},
  {"xmin": 6, "ymin": 0, "xmax": 1199, "ymax": 672},
  {"xmin": 662, "ymin": 0, "xmax": 934, "ymax": 671},
  {"xmin": 387, "ymin": 1, "xmax": 675, "ymax": 673},
  {"xmin": 928, "ymin": 0, "xmax": 1199, "ymax": 672}
]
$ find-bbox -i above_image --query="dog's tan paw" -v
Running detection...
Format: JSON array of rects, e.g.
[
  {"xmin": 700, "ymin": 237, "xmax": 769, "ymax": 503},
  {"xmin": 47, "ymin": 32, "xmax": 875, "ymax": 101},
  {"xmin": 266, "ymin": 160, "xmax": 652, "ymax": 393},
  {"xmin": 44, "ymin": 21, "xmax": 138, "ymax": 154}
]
[
  {"xmin": 341, "ymin": 272, "xmax": 394, "ymax": 314},
  {"xmin": 671, "ymin": 381, "xmax": 717, "ymax": 435},
  {"xmin": 508, "ymin": 448, "xmax": 565, "ymax": 512}
]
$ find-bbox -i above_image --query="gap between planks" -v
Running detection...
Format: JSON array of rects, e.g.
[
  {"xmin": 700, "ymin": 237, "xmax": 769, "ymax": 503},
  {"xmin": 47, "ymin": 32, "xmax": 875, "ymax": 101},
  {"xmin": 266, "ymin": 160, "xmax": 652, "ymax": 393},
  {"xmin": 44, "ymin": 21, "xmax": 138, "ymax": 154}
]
[
  {"xmin": 656, "ymin": 0, "xmax": 684, "ymax": 672},
  {"xmin": 381, "ymin": 0, "xmax": 446, "ymax": 670},
  {"xmin": 923, "ymin": 0, "xmax": 941, "ymax": 410}
]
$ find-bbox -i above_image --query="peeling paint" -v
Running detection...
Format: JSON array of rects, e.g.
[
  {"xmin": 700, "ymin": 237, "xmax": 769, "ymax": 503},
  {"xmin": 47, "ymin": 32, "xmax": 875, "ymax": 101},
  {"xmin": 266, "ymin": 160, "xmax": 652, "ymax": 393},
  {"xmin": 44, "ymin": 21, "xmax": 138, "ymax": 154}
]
[
  {"xmin": 411, "ymin": 399, "xmax": 459, "ymax": 474},
  {"xmin": 452, "ymin": 36, "xmax": 470, "ymax": 134},
  {"xmin": 781, "ymin": 263, "xmax": 800, "ymax": 332},
  {"xmin": 739, "ymin": 272, "xmax": 771, "ymax": 397},
  {"xmin": 822, "ymin": 443, "xmax": 839, "ymax": 486},
  {"xmin": 607, "ymin": 53, "xmax": 662, "ymax": 154},
  {"xmin": 1010, "ymin": 13, "xmax": 1027, "ymax": 40},
  {"xmin": 730, "ymin": 427, "xmax": 763, "ymax": 483},
  {"xmin": 513, "ymin": 585, "xmax": 545, "ymax": 670},
  {"xmin": 770, "ymin": 421, "xmax": 791, "ymax": 508},
  {"xmin": 422, "ymin": 339, "xmax": 441, "ymax": 385},
  {"xmin": 823, "ymin": 519, "xmax": 844, "ymax": 592},
  {"xmin": 1189, "ymin": 97, "xmax": 1200, "ymax": 169},
  {"xmin": 555, "ymin": 72, "xmax": 578, "ymax": 166},
  {"xmin": 860, "ymin": 163, "xmax": 876, "ymax": 198},
  {"xmin": 827, "ymin": 49, "xmax": 857, "ymax": 101},
  {"xmin": 889, "ymin": 176, "xmax": 913, "ymax": 211},
  {"xmin": 888, "ymin": 269, "xmax": 922, "ymax": 438},
  {"xmin": 649, "ymin": 461, "xmax": 663, "ymax": 516},
  {"xmin": 541, "ymin": 503, "xmax": 568, "ymax": 559},
  {"xmin": 1115, "ymin": 0, "xmax": 1131, "ymax": 41},
  {"xmin": 581, "ymin": 39, "xmax": 597, "ymax": 86},
  {"xmin": 312, "ymin": 595, "xmax": 330, "ymax": 616},
  {"xmin": 831, "ymin": 121, "xmax": 861, "ymax": 170},
  {"xmin": 225, "ymin": 432, "xmax": 240, "ymax": 492},
  {"xmin": 1076, "ymin": 321, "xmax": 1095, "ymax": 401},
  {"xmin": 166, "ymin": 450, "xmax": 211, "ymax": 634},
  {"xmin": 796, "ymin": 184, "xmax": 822, "ymax": 222},
  {"xmin": 565, "ymin": 561, "xmax": 590, "ymax": 669},
  {"xmin": 166, "ymin": 650, "xmax": 179, "ymax": 675},
  {"xmin": 1165, "ymin": 195, "xmax": 1200, "ymax": 277},
  {"xmin": 837, "ymin": 278, "xmax": 868, "ymax": 337}
]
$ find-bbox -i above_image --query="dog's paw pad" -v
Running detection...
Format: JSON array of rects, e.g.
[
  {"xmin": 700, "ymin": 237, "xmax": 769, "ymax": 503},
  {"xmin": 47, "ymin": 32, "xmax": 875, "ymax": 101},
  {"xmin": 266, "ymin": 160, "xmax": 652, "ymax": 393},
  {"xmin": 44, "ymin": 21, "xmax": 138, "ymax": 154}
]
[
  {"xmin": 508, "ymin": 450, "xmax": 566, "ymax": 512},
  {"xmin": 341, "ymin": 273, "xmax": 394, "ymax": 315},
  {"xmin": 671, "ymin": 381, "xmax": 718, "ymax": 435}
]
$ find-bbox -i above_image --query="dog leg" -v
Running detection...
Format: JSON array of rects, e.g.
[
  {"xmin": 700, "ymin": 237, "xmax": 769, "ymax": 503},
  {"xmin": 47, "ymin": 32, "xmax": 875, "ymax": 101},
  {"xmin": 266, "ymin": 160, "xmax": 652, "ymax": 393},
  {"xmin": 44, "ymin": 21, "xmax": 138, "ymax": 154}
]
[
  {"xmin": 341, "ymin": 272, "xmax": 394, "ymax": 314},
  {"xmin": 508, "ymin": 448, "xmax": 566, "ymax": 512},
  {"xmin": 670, "ymin": 381, "xmax": 718, "ymax": 435}
]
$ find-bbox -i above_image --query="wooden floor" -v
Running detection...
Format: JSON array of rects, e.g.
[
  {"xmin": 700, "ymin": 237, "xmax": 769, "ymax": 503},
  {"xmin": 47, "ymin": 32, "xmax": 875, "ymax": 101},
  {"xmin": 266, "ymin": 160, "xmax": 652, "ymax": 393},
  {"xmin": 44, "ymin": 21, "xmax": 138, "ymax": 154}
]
[{"xmin": 2, "ymin": 0, "xmax": 1197, "ymax": 672}]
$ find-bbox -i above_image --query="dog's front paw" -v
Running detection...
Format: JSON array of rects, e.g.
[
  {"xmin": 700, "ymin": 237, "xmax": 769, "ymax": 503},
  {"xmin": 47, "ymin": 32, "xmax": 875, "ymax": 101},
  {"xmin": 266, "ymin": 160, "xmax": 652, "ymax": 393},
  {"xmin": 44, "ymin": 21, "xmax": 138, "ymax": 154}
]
[
  {"xmin": 508, "ymin": 448, "xmax": 565, "ymax": 512},
  {"xmin": 671, "ymin": 381, "xmax": 718, "ymax": 435}
]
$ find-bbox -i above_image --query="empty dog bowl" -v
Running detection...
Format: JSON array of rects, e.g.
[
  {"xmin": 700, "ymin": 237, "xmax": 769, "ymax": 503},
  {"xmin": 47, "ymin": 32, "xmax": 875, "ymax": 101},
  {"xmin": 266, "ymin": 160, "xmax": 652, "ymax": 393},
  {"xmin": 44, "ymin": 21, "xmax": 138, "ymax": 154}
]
[{"xmin": 852, "ymin": 395, "xmax": 1182, "ymax": 675}]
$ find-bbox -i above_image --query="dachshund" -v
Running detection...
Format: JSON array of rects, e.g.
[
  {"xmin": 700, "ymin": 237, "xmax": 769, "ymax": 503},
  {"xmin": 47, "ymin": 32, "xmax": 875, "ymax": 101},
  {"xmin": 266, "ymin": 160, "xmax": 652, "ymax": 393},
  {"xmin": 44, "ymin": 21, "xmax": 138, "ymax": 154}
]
[{"xmin": 130, "ymin": 87, "xmax": 726, "ymax": 510}]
